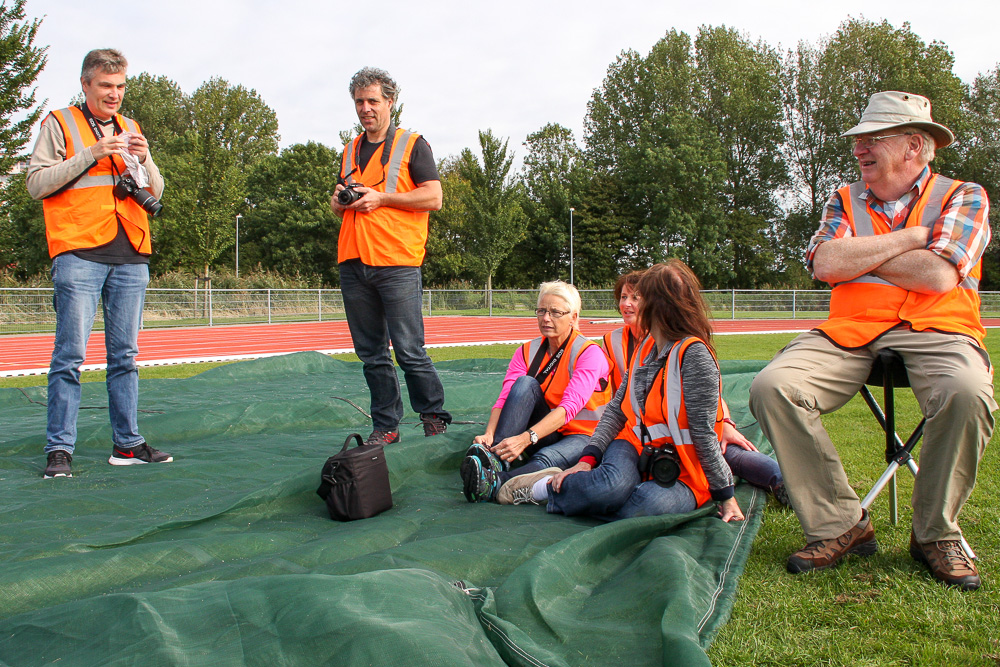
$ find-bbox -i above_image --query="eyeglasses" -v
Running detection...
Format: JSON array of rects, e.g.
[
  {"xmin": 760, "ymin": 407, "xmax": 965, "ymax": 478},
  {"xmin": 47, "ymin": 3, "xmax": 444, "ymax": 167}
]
[
  {"xmin": 851, "ymin": 133, "xmax": 913, "ymax": 149},
  {"xmin": 535, "ymin": 307, "xmax": 571, "ymax": 319}
]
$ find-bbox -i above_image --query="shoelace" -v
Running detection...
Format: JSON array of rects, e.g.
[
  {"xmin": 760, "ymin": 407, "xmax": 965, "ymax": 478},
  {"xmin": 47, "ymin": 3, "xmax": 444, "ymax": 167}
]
[
  {"xmin": 935, "ymin": 541, "xmax": 975, "ymax": 572},
  {"xmin": 511, "ymin": 487, "xmax": 536, "ymax": 505}
]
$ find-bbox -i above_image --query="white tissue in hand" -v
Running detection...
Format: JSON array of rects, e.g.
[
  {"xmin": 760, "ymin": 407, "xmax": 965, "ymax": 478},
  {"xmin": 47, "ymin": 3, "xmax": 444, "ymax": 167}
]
[{"xmin": 117, "ymin": 132, "xmax": 149, "ymax": 188}]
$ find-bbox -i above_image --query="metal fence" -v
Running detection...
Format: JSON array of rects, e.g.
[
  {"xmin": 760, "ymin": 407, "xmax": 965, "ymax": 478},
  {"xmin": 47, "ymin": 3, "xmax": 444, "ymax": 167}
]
[{"xmin": 3, "ymin": 287, "xmax": 1000, "ymax": 335}]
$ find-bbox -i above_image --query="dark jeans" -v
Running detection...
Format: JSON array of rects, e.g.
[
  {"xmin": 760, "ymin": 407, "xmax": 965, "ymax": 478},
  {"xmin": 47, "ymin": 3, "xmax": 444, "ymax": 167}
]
[
  {"xmin": 547, "ymin": 439, "xmax": 698, "ymax": 520},
  {"xmin": 495, "ymin": 375, "xmax": 591, "ymax": 483},
  {"xmin": 724, "ymin": 446, "xmax": 782, "ymax": 490},
  {"xmin": 339, "ymin": 261, "xmax": 450, "ymax": 430}
]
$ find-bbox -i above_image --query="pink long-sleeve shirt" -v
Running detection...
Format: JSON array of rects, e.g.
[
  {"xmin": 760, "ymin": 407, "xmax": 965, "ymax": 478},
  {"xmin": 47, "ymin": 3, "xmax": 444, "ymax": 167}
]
[{"xmin": 493, "ymin": 340, "xmax": 610, "ymax": 425}]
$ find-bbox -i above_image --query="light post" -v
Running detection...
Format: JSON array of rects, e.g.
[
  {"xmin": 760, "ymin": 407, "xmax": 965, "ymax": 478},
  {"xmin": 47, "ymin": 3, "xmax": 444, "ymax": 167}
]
[
  {"xmin": 235, "ymin": 214, "xmax": 242, "ymax": 280},
  {"xmin": 569, "ymin": 207, "xmax": 575, "ymax": 285}
]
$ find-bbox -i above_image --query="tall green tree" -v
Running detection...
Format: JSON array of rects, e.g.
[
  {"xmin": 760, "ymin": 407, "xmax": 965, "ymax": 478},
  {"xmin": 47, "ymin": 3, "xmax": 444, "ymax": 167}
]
[
  {"xmin": 0, "ymin": 173, "xmax": 46, "ymax": 277},
  {"xmin": 500, "ymin": 123, "xmax": 579, "ymax": 286},
  {"xmin": 695, "ymin": 25, "xmax": 788, "ymax": 287},
  {"xmin": 456, "ymin": 129, "xmax": 527, "ymax": 292},
  {"xmin": 0, "ymin": 0, "xmax": 46, "ymax": 177},
  {"xmin": 241, "ymin": 141, "xmax": 341, "ymax": 285},
  {"xmin": 424, "ymin": 155, "xmax": 472, "ymax": 286},
  {"xmin": 584, "ymin": 31, "xmax": 729, "ymax": 283},
  {"xmin": 957, "ymin": 65, "xmax": 1000, "ymax": 288}
]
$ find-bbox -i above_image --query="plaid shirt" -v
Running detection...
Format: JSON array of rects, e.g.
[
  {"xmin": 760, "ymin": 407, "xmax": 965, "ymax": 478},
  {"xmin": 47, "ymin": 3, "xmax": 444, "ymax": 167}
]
[{"xmin": 805, "ymin": 166, "xmax": 992, "ymax": 281}]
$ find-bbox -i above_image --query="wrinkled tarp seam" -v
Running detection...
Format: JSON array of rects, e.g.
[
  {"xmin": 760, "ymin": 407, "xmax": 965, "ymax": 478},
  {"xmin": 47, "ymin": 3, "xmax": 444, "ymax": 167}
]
[
  {"xmin": 467, "ymin": 588, "xmax": 551, "ymax": 667},
  {"xmin": 697, "ymin": 485, "xmax": 760, "ymax": 634}
]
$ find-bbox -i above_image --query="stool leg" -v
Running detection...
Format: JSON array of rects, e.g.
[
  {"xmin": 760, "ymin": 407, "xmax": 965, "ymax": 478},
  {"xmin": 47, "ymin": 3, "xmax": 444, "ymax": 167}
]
[{"xmin": 889, "ymin": 476, "xmax": 898, "ymax": 524}]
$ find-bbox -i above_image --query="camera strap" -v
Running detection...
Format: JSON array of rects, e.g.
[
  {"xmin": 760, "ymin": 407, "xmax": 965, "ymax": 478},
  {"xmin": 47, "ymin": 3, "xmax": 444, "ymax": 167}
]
[
  {"xmin": 526, "ymin": 335, "xmax": 571, "ymax": 386},
  {"xmin": 78, "ymin": 103, "xmax": 123, "ymax": 143}
]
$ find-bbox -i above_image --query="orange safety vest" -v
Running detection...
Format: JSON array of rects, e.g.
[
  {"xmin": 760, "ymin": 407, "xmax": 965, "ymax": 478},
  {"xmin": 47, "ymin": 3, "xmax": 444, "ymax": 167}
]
[
  {"xmin": 42, "ymin": 106, "xmax": 152, "ymax": 258},
  {"xmin": 602, "ymin": 327, "xmax": 654, "ymax": 393},
  {"xmin": 618, "ymin": 337, "xmax": 723, "ymax": 507},
  {"xmin": 816, "ymin": 175, "xmax": 985, "ymax": 348},
  {"xmin": 337, "ymin": 127, "xmax": 429, "ymax": 266},
  {"xmin": 519, "ymin": 329, "xmax": 612, "ymax": 436}
]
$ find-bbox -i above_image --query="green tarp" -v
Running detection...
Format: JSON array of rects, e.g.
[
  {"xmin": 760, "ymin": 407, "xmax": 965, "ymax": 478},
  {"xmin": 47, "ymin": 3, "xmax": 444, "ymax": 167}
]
[{"xmin": 0, "ymin": 352, "xmax": 769, "ymax": 666}]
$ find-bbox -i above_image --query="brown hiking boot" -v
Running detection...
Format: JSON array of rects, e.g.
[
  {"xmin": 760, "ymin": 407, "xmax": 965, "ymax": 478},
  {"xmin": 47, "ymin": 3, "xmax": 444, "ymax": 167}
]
[
  {"xmin": 787, "ymin": 509, "xmax": 877, "ymax": 574},
  {"xmin": 909, "ymin": 532, "xmax": 980, "ymax": 591}
]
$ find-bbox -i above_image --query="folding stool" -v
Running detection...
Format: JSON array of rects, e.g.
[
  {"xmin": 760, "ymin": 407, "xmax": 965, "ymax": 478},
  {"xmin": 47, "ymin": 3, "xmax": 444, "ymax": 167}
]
[{"xmin": 858, "ymin": 348, "xmax": 976, "ymax": 559}]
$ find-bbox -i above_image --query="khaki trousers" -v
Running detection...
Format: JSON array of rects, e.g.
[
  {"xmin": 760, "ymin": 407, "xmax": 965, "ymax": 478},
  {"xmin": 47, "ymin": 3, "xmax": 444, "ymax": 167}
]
[{"xmin": 749, "ymin": 328, "xmax": 995, "ymax": 544}]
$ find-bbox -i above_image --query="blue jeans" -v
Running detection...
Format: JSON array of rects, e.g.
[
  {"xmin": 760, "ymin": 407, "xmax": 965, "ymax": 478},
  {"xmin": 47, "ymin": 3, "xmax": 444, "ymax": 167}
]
[
  {"xmin": 724, "ymin": 446, "xmax": 782, "ymax": 490},
  {"xmin": 46, "ymin": 254, "xmax": 149, "ymax": 454},
  {"xmin": 547, "ymin": 439, "xmax": 698, "ymax": 520},
  {"xmin": 493, "ymin": 376, "xmax": 591, "ymax": 483},
  {"xmin": 339, "ymin": 261, "xmax": 450, "ymax": 430}
]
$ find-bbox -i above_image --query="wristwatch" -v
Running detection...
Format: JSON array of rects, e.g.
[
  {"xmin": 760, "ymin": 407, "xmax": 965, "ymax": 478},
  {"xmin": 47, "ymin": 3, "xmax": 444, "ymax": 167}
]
[{"xmin": 527, "ymin": 429, "xmax": 539, "ymax": 445}]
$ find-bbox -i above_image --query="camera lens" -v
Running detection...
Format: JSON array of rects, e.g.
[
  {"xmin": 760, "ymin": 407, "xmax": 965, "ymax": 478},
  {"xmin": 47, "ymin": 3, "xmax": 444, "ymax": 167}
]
[
  {"xmin": 131, "ymin": 188, "xmax": 163, "ymax": 217},
  {"xmin": 338, "ymin": 187, "xmax": 362, "ymax": 206},
  {"xmin": 650, "ymin": 454, "xmax": 681, "ymax": 486}
]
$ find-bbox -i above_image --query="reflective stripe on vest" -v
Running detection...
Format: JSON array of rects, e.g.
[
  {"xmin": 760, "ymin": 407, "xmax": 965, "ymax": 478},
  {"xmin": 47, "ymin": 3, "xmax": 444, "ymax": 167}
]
[
  {"xmin": 42, "ymin": 107, "xmax": 151, "ymax": 258},
  {"xmin": 521, "ymin": 330, "xmax": 610, "ymax": 434},
  {"xmin": 341, "ymin": 127, "xmax": 414, "ymax": 194},
  {"xmin": 622, "ymin": 336, "xmax": 719, "ymax": 506},
  {"xmin": 337, "ymin": 128, "xmax": 429, "ymax": 266},
  {"xmin": 817, "ymin": 174, "xmax": 984, "ymax": 347}
]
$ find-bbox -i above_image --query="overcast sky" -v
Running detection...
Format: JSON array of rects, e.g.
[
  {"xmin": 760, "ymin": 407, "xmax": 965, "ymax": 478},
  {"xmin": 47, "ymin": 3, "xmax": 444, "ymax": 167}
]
[{"xmin": 23, "ymin": 0, "xmax": 1000, "ymax": 164}]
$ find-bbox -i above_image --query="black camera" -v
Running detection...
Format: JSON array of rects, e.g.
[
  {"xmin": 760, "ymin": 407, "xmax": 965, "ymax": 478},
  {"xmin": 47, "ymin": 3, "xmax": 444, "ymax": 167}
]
[
  {"xmin": 337, "ymin": 183, "xmax": 365, "ymax": 206},
  {"xmin": 638, "ymin": 444, "xmax": 681, "ymax": 487},
  {"xmin": 114, "ymin": 174, "xmax": 163, "ymax": 217}
]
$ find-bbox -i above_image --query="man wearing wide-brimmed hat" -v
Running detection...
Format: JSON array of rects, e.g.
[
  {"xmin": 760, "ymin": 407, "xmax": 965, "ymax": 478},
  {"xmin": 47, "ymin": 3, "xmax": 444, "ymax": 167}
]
[{"xmin": 750, "ymin": 91, "xmax": 994, "ymax": 590}]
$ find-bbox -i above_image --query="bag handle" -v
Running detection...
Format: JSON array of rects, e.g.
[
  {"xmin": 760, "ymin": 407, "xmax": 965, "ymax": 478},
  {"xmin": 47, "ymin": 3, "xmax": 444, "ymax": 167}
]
[{"xmin": 340, "ymin": 433, "xmax": 364, "ymax": 453}]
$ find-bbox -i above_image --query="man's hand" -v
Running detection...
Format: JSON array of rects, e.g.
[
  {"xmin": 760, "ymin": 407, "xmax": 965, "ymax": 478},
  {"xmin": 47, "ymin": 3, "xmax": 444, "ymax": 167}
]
[
  {"xmin": 126, "ymin": 134, "xmax": 150, "ymax": 164},
  {"xmin": 89, "ymin": 134, "xmax": 128, "ymax": 161},
  {"xmin": 344, "ymin": 187, "xmax": 386, "ymax": 213}
]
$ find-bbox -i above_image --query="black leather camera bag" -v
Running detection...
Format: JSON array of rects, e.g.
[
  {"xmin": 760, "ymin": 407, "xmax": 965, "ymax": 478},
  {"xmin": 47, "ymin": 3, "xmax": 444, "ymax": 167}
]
[{"xmin": 316, "ymin": 433, "xmax": 392, "ymax": 521}]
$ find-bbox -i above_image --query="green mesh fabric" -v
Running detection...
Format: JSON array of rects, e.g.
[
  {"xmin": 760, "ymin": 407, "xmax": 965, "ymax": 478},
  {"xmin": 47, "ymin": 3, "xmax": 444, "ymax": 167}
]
[{"xmin": 0, "ymin": 353, "xmax": 768, "ymax": 666}]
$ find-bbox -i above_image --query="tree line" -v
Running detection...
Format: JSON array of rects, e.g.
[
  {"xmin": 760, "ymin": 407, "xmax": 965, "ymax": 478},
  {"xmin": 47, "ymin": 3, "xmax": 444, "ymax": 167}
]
[{"xmin": 2, "ymin": 5, "xmax": 999, "ymax": 289}]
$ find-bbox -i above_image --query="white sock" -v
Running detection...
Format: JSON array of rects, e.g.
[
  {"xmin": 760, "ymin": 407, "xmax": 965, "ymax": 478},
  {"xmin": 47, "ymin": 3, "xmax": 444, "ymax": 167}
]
[{"xmin": 532, "ymin": 476, "xmax": 553, "ymax": 501}]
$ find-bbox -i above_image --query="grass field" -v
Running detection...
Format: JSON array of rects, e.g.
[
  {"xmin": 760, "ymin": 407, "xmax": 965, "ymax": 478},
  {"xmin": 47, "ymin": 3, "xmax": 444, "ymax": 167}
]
[{"xmin": 3, "ymin": 331, "xmax": 998, "ymax": 665}]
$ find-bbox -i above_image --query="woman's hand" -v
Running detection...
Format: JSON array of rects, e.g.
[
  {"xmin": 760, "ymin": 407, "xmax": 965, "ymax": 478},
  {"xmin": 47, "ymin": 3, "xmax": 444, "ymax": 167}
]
[
  {"xmin": 493, "ymin": 432, "xmax": 531, "ymax": 463},
  {"xmin": 720, "ymin": 421, "xmax": 757, "ymax": 455},
  {"xmin": 717, "ymin": 497, "xmax": 744, "ymax": 523},
  {"xmin": 550, "ymin": 461, "xmax": 592, "ymax": 493},
  {"xmin": 472, "ymin": 433, "xmax": 495, "ymax": 448}
]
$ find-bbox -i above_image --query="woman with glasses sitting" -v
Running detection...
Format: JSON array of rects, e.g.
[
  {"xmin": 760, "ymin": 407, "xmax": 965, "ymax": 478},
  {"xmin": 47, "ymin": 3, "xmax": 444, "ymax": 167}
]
[{"xmin": 460, "ymin": 280, "xmax": 611, "ymax": 503}]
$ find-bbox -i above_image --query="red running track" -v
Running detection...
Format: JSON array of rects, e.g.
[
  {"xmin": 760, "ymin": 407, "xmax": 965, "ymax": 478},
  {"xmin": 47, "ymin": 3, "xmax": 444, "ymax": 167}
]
[{"xmin": 4, "ymin": 317, "xmax": 998, "ymax": 377}]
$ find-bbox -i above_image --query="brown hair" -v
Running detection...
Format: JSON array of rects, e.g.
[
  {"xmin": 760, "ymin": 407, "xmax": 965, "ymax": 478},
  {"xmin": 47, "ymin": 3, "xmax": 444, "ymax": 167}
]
[
  {"xmin": 81, "ymin": 49, "xmax": 127, "ymax": 83},
  {"xmin": 612, "ymin": 270, "xmax": 645, "ymax": 313},
  {"xmin": 635, "ymin": 260, "xmax": 714, "ymax": 353}
]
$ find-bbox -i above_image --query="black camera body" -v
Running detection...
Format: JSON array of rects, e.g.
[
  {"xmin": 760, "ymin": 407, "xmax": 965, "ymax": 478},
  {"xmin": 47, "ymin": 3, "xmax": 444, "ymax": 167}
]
[
  {"xmin": 638, "ymin": 443, "xmax": 681, "ymax": 487},
  {"xmin": 114, "ymin": 174, "xmax": 163, "ymax": 217},
  {"xmin": 337, "ymin": 183, "xmax": 365, "ymax": 206}
]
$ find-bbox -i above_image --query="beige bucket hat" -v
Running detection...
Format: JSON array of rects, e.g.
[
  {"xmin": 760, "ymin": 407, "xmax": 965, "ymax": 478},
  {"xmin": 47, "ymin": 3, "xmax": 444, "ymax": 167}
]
[{"xmin": 841, "ymin": 91, "xmax": 954, "ymax": 148}]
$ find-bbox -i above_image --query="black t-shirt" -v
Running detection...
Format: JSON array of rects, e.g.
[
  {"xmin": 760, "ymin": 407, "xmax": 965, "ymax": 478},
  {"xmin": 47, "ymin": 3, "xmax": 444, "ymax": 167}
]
[{"xmin": 356, "ymin": 133, "xmax": 438, "ymax": 184}]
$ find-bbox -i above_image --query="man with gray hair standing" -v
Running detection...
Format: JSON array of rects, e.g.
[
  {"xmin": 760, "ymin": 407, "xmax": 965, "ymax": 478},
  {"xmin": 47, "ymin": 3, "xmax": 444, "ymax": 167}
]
[
  {"xmin": 750, "ymin": 91, "xmax": 994, "ymax": 590},
  {"xmin": 331, "ymin": 67, "xmax": 451, "ymax": 446},
  {"xmin": 27, "ymin": 49, "xmax": 170, "ymax": 478}
]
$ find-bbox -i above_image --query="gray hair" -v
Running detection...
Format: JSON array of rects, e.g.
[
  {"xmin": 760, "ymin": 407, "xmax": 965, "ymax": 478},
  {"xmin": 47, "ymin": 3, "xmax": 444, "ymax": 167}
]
[
  {"xmin": 81, "ymin": 49, "xmax": 127, "ymax": 83},
  {"xmin": 348, "ymin": 67, "xmax": 399, "ymax": 105},
  {"xmin": 910, "ymin": 128, "xmax": 937, "ymax": 163},
  {"xmin": 537, "ymin": 280, "xmax": 581, "ymax": 317}
]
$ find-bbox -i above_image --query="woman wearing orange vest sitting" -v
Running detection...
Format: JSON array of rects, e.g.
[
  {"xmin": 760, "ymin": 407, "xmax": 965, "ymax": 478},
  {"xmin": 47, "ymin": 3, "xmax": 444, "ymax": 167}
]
[
  {"xmin": 496, "ymin": 261, "xmax": 744, "ymax": 522},
  {"xmin": 460, "ymin": 281, "xmax": 611, "ymax": 503},
  {"xmin": 604, "ymin": 270, "xmax": 787, "ymax": 505}
]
